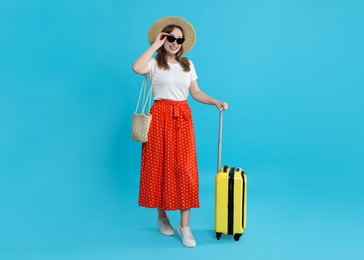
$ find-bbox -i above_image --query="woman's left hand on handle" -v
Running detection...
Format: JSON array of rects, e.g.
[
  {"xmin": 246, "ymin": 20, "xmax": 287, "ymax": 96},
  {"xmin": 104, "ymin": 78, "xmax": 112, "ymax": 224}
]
[{"xmin": 216, "ymin": 102, "xmax": 228, "ymax": 111}]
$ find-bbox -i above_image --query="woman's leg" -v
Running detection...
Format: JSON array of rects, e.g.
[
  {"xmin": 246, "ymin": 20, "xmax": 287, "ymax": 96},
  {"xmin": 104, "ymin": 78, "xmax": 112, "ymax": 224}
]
[
  {"xmin": 180, "ymin": 209, "xmax": 190, "ymax": 227},
  {"xmin": 157, "ymin": 208, "xmax": 167, "ymax": 220},
  {"xmin": 157, "ymin": 208, "xmax": 174, "ymax": 236},
  {"xmin": 178, "ymin": 209, "xmax": 196, "ymax": 247}
]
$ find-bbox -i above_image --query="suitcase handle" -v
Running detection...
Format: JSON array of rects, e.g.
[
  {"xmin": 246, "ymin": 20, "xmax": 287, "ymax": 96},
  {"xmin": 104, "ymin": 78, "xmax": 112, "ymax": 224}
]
[{"xmin": 217, "ymin": 109, "xmax": 223, "ymax": 172}]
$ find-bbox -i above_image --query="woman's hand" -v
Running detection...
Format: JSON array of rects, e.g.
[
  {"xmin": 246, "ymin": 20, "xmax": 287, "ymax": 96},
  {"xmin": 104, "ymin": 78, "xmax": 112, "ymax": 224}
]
[
  {"xmin": 132, "ymin": 32, "xmax": 168, "ymax": 75},
  {"xmin": 152, "ymin": 33, "xmax": 168, "ymax": 49},
  {"xmin": 216, "ymin": 102, "xmax": 228, "ymax": 111}
]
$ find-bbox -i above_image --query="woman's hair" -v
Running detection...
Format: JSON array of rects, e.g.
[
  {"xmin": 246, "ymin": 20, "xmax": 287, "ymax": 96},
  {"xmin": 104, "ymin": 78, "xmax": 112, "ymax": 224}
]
[{"xmin": 155, "ymin": 25, "xmax": 191, "ymax": 72}]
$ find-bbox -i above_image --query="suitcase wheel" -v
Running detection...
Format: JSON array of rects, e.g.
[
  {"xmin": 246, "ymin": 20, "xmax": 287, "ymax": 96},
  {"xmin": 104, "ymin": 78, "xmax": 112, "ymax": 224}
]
[
  {"xmin": 216, "ymin": 232, "xmax": 222, "ymax": 240},
  {"xmin": 234, "ymin": 234, "xmax": 242, "ymax": 241}
]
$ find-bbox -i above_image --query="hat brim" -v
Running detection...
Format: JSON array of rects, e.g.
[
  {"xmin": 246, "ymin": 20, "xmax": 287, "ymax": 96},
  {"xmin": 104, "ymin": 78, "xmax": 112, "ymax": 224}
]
[{"xmin": 148, "ymin": 16, "xmax": 196, "ymax": 55}]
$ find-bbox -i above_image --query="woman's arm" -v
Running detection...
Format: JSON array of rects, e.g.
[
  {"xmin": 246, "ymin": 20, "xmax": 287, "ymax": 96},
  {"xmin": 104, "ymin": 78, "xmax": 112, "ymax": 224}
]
[
  {"xmin": 132, "ymin": 33, "xmax": 167, "ymax": 75},
  {"xmin": 189, "ymin": 80, "xmax": 228, "ymax": 110}
]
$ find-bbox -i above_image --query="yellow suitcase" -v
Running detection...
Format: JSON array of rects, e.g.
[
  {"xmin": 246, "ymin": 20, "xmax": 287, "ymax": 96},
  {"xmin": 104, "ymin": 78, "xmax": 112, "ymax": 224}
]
[{"xmin": 215, "ymin": 111, "xmax": 247, "ymax": 241}]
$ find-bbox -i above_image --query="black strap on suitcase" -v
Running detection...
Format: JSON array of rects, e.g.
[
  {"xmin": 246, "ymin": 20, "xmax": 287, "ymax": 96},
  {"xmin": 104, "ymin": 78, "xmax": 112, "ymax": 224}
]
[{"xmin": 228, "ymin": 167, "xmax": 236, "ymax": 235}]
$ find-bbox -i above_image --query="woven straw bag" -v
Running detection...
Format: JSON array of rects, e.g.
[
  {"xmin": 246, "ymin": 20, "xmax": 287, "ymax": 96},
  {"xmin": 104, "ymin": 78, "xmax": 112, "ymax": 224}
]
[{"xmin": 131, "ymin": 64, "xmax": 156, "ymax": 143}]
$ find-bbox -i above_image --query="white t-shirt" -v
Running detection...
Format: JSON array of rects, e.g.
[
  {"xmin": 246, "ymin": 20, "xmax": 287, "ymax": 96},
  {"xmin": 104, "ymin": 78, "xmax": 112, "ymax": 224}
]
[{"xmin": 147, "ymin": 57, "xmax": 198, "ymax": 101}]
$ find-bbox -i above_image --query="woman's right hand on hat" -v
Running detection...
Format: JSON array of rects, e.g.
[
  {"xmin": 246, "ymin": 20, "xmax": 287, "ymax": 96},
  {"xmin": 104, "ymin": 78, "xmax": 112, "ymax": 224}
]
[{"xmin": 153, "ymin": 33, "xmax": 168, "ymax": 49}]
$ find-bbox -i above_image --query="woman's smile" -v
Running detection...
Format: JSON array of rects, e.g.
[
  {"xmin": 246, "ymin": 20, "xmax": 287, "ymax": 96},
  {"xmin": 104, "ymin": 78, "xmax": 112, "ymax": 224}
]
[{"xmin": 168, "ymin": 44, "xmax": 179, "ymax": 51}]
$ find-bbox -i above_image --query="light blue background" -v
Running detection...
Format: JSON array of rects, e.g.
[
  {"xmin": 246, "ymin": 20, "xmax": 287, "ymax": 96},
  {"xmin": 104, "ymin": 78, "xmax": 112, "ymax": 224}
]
[{"xmin": 1, "ymin": 0, "xmax": 363, "ymax": 259}]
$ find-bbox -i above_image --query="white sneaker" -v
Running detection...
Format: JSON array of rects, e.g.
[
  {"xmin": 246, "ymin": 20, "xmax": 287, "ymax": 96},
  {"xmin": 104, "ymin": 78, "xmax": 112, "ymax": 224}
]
[
  {"xmin": 157, "ymin": 218, "xmax": 174, "ymax": 236},
  {"xmin": 177, "ymin": 225, "xmax": 196, "ymax": 248}
]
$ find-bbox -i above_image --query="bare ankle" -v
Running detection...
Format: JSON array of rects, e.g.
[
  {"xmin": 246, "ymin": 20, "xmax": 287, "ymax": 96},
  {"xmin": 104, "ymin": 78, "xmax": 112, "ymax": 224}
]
[
  {"xmin": 180, "ymin": 222, "xmax": 189, "ymax": 228},
  {"xmin": 157, "ymin": 208, "xmax": 167, "ymax": 220}
]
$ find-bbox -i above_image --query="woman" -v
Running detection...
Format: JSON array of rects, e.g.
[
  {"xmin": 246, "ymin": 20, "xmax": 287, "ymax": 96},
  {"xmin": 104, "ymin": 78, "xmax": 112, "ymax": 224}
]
[{"xmin": 132, "ymin": 16, "xmax": 228, "ymax": 248}]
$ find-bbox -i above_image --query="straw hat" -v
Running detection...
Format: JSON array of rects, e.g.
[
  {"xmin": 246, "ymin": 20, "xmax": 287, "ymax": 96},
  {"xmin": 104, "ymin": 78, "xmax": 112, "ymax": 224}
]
[{"xmin": 148, "ymin": 16, "xmax": 196, "ymax": 54}]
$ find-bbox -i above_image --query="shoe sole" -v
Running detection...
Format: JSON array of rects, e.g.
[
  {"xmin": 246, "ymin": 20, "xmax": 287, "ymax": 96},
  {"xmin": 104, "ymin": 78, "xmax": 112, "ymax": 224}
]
[{"xmin": 160, "ymin": 230, "xmax": 174, "ymax": 236}]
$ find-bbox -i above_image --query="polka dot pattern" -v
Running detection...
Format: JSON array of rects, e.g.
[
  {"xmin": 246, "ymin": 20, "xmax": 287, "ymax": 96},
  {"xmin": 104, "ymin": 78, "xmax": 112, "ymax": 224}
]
[{"xmin": 138, "ymin": 100, "xmax": 200, "ymax": 210}]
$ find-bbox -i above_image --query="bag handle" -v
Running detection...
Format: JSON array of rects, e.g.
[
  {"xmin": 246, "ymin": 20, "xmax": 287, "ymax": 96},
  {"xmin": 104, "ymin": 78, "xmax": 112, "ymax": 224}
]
[
  {"xmin": 134, "ymin": 60, "xmax": 157, "ymax": 114},
  {"xmin": 134, "ymin": 76, "xmax": 146, "ymax": 114},
  {"xmin": 217, "ymin": 109, "xmax": 223, "ymax": 172}
]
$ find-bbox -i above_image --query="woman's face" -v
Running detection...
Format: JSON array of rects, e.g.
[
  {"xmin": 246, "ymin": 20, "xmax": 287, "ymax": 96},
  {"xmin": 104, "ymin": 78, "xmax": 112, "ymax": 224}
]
[{"xmin": 163, "ymin": 27, "xmax": 184, "ymax": 56}]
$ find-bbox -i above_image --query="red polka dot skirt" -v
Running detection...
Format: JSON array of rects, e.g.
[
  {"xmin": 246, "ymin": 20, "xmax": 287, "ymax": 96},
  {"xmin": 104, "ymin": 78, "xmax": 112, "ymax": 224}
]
[{"xmin": 138, "ymin": 100, "xmax": 200, "ymax": 210}]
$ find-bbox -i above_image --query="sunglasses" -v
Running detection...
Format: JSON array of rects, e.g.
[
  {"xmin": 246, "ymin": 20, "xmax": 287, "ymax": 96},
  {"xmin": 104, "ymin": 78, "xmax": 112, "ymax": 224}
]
[{"xmin": 165, "ymin": 34, "xmax": 185, "ymax": 45}]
